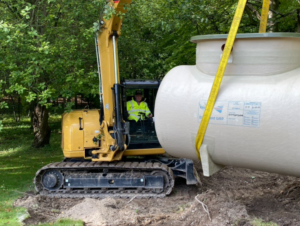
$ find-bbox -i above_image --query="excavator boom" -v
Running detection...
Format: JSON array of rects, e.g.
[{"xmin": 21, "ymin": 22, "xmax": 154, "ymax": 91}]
[{"xmin": 97, "ymin": 0, "xmax": 132, "ymax": 126}]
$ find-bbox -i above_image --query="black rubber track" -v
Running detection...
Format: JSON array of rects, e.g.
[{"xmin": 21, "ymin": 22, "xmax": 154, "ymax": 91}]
[{"xmin": 34, "ymin": 161, "xmax": 175, "ymax": 198}]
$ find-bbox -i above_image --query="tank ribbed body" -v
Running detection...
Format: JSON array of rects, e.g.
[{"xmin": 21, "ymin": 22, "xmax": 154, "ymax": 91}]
[{"xmin": 155, "ymin": 33, "xmax": 300, "ymax": 176}]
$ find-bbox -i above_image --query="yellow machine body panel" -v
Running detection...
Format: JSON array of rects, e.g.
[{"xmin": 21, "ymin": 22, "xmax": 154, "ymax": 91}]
[
  {"xmin": 62, "ymin": 109, "xmax": 165, "ymax": 159},
  {"xmin": 62, "ymin": 110, "xmax": 84, "ymax": 158},
  {"xmin": 83, "ymin": 110, "xmax": 102, "ymax": 148},
  {"xmin": 123, "ymin": 148, "xmax": 165, "ymax": 156},
  {"xmin": 62, "ymin": 110, "xmax": 100, "ymax": 158}
]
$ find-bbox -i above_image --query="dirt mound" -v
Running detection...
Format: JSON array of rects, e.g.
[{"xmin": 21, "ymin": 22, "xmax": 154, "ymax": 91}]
[
  {"xmin": 59, "ymin": 198, "xmax": 137, "ymax": 226},
  {"xmin": 58, "ymin": 190, "xmax": 250, "ymax": 226},
  {"xmin": 14, "ymin": 166, "xmax": 300, "ymax": 226},
  {"xmin": 14, "ymin": 195, "xmax": 82, "ymax": 225},
  {"xmin": 14, "ymin": 195, "xmax": 39, "ymax": 209}
]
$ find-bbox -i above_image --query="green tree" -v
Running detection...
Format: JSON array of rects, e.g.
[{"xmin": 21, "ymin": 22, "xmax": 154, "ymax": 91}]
[{"xmin": 0, "ymin": 0, "xmax": 104, "ymax": 147}]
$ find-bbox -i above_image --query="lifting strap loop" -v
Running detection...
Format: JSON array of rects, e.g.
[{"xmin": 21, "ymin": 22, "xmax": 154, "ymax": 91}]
[
  {"xmin": 194, "ymin": 0, "xmax": 248, "ymax": 160},
  {"xmin": 259, "ymin": 0, "xmax": 271, "ymax": 33}
]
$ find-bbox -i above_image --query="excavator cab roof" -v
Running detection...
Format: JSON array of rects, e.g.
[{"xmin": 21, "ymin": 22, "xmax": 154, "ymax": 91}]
[{"xmin": 122, "ymin": 79, "xmax": 161, "ymax": 89}]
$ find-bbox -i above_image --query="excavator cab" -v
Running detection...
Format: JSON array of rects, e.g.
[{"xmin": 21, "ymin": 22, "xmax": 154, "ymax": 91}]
[{"xmin": 121, "ymin": 79, "xmax": 161, "ymax": 150}]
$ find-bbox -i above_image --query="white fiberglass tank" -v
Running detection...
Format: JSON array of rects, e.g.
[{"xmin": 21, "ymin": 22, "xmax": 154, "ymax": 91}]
[{"xmin": 155, "ymin": 33, "xmax": 300, "ymax": 177}]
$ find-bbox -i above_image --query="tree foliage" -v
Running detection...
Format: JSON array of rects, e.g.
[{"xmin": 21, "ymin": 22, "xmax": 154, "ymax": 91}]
[
  {"xmin": 0, "ymin": 0, "xmax": 106, "ymax": 145},
  {"xmin": 0, "ymin": 0, "xmax": 105, "ymax": 111},
  {"xmin": 118, "ymin": 0, "xmax": 300, "ymax": 80}
]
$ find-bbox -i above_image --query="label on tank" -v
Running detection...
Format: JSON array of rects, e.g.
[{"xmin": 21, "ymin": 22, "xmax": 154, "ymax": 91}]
[
  {"xmin": 198, "ymin": 101, "xmax": 261, "ymax": 128},
  {"xmin": 199, "ymin": 101, "xmax": 228, "ymax": 125}
]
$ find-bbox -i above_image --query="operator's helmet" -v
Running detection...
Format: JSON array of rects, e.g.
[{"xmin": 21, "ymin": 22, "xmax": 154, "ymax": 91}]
[{"xmin": 135, "ymin": 90, "xmax": 142, "ymax": 95}]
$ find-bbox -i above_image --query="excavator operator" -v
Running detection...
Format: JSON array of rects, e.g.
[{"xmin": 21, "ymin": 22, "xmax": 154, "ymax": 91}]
[{"xmin": 127, "ymin": 90, "xmax": 153, "ymax": 133}]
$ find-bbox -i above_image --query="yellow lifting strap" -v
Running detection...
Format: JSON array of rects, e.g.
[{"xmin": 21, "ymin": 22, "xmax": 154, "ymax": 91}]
[
  {"xmin": 259, "ymin": 0, "xmax": 271, "ymax": 33},
  {"xmin": 194, "ymin": 0, "xmax": 247, "ymax": 160}
]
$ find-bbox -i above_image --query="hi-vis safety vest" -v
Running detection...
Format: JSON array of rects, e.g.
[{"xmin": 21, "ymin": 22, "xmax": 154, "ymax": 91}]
[{"xmin": 127, "ymin": 99, "xmax": 151, "ymax": 122}]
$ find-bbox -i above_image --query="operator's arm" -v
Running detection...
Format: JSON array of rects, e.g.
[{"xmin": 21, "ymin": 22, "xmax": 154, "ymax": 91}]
[{"xmin": 144, "ymin": 102, "xmax": 152, "ymax": 118}]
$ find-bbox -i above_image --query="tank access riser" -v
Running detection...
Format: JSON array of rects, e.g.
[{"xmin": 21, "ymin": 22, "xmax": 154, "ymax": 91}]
[{"xmin": 35, "ymin": 161, "xmax": 178, "ymax": 198}]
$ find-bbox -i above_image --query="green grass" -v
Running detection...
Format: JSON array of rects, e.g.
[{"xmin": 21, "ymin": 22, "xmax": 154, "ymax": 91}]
[
  {"xmin": 0, "ymin": 114, "xmax": 83, "ymax": 226},
  {"xmin": 37, "ymin": 219, "xmax": 84, "ymax": 226},
  {"xmin": 251, "ymin": 218, "xmax": 278, "ymax": 226}
]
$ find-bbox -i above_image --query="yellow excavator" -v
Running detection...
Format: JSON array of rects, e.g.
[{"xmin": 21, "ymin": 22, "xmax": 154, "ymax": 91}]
[{"xmin": 34, "ymin": 0, "xmax": 199, "ymax": 198}]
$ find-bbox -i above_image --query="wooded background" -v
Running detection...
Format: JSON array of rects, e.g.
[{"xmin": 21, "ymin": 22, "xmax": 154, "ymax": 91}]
[{"xmin": 0, "ymin": 0, "xmax": 299, "ymax": 146}]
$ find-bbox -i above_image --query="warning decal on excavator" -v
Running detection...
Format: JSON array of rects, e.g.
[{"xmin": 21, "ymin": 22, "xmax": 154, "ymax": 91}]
[{"xmin": 198, "ymin": 100, "xmax": 261, "ymax": 128}]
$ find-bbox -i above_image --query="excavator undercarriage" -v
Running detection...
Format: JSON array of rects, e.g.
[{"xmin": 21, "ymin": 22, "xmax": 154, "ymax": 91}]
[{"xmin": 35, "ymin": 158, "xmax": 198, "ymax": 198}]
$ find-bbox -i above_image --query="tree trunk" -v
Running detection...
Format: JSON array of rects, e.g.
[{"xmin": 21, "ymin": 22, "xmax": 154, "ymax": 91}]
[
  {"xmin": 297, "ymin": 9, "xmax": 300, "ymax": 33},
  {"xmin": 75, "ymin": 95, "xmax": 78, "ymax": 109},
  {"xmin": 32, "ymin": 104, "xmax": 51, "ymax": 148},
  {"xmin": 11, "ymin": 96, "xmax": 17, "ymax": 121},
  {"xmin": 62, "ymin": 97, "xmax": 66, "ymax": 111},
  {"xmin": 29, "ymin": 102, "xmax": 36, "ymax": 129},
  {"xmin": 10, "ymin": 95, "xmax": 21, "ymax": 122},
  {"xmin": 30, "ymin": 110, "xmax": 34, "ymax": 130},
  {"xmin": 87, "ymin": 97, "xmax": 90, "ymax": 108},
  {"xmin": 17, "ymin": 96, "xmax": 21, "ymax": 122}
]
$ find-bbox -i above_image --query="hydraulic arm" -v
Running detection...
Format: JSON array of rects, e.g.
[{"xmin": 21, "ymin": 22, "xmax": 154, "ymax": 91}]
[{"xmin": 91, "ymin": 0, "xmax": 132, "ymax": 161}]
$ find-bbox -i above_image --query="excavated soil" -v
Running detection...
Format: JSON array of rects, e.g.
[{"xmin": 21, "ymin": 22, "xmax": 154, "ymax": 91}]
[{"xmin": 15, "ymin": 164, "xmax": 300, "ymax": 226}]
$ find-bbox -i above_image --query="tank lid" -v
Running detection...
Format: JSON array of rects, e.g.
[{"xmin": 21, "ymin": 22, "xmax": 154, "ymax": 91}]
[{"xmin": 191, "ymin": 32, "xmax": 300, "ymax": 43}]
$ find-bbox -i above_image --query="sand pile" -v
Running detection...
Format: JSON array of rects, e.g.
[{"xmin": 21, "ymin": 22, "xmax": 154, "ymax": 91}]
[{"xmin": 59, "ymin": 198, "xmax": 137, "ymax": 226}]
